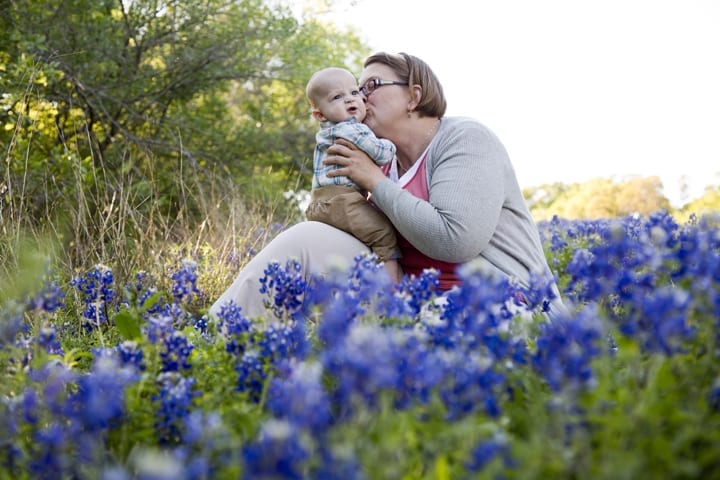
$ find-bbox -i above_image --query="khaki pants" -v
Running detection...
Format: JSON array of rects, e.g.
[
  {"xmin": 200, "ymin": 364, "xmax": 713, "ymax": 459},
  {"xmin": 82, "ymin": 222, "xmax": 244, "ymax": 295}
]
[
  {"xmin": 209, "ymin": 221, "xmax": 371, "ymax": 320},
  {"xmin": 305, "ymin": 185, "xmax": 399, "ymax": 261}
]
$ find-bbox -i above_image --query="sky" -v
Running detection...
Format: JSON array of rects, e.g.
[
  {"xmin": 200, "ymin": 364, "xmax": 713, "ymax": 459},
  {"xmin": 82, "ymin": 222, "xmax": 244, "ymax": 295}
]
[{"xmin": 298, "ymin": 0, "xmax": 720, "ymax": 206}]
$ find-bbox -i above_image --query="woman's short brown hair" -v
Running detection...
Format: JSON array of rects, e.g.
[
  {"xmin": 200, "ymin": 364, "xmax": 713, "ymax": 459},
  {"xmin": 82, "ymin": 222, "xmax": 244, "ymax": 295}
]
[{"xmin": 364, "ymin": 52, "xmax": 447, "ymax": 118}]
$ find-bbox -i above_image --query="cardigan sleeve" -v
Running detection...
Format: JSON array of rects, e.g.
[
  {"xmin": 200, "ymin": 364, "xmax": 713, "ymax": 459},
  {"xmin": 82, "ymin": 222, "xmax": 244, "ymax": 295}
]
[{"xmin": 371, "ymin": 117, "xmax": 511, "ymax": 262}]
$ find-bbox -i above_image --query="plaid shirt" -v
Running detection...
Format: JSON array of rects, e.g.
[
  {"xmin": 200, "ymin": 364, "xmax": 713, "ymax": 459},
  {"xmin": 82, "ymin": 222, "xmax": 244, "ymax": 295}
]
[{"xmin": 312, "ymin": 118, "xmax": 396, "ymax": 189}]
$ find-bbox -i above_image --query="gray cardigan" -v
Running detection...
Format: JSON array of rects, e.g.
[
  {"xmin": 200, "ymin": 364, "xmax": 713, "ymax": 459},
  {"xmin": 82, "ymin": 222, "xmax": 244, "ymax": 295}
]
[{"xmin": 372, "ymin": 116, "xmax": 554, "ymax": 290}]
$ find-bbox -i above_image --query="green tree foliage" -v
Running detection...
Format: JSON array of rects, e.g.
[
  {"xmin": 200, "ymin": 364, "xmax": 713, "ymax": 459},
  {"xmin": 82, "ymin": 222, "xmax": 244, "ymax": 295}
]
[
  {"xmin": 525, "ymin": 176, "xmax": 672, "ymax": 220},
  {"xmin": 678, "ymin": 184, "xmax": 720, "ymax": 221},
  {"xmin": 1, "ymin": 0, "xmax": 369, "ymax": 263}
]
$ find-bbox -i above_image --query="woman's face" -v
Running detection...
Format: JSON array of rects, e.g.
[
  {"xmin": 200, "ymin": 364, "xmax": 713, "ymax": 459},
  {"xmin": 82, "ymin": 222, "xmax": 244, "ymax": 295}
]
[{"xmin": 358, "ymin": 63, "xmax": 410, "ymax": 138}]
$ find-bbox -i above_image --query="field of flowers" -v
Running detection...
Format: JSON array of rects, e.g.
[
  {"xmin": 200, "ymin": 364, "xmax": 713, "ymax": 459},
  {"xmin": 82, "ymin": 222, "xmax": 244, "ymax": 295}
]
[{"xmin": 1, "ymin": 210, "xmax": 719, "ymax": 479}]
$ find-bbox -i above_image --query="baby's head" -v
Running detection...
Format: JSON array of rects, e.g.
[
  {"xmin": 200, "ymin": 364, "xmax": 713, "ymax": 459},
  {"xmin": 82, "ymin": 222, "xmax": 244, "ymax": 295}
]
[{"xmin": 306, "ymin": 67, "xmax": 366, "ymax": 123}]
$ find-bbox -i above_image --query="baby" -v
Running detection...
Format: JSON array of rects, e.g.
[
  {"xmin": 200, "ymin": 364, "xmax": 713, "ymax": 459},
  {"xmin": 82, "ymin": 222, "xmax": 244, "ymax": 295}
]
[{"xmin": 304, "ymin": 67, "xmax": 402, "ymax": 282}]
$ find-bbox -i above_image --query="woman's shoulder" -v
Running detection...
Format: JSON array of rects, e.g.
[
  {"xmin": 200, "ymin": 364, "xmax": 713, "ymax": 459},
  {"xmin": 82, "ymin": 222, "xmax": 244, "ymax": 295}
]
[
  {"xmin": 439, "ymin": 116, "xmax": 496, "ymax": 136},
  {"xmin": 434, "ymin": 116, "xmax": 504, "ymax": 152}
]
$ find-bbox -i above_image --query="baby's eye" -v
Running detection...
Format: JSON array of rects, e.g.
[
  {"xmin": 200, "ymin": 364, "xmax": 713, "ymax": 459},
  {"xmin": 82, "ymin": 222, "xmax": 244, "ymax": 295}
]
[
  {"xmin": 332, "ymin": 94, "xmax": 342, "ymax": 100},
  {"xmin": 351, "ymin": 89, "xmax": 361, "ymax": 96}
]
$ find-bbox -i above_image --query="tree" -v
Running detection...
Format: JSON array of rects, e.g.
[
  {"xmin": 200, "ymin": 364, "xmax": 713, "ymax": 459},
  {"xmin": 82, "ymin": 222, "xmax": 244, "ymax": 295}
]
[
  {"xmin": 1, "ymin": 0, "xmax": 369, "ymax": 224},
  {"xmin": 525, "ymin": 176, "xmax": 671, "ymax": 220},
  {"xmin": 679, "ymin": 185, "xmax": 720, "ymax": 221}
]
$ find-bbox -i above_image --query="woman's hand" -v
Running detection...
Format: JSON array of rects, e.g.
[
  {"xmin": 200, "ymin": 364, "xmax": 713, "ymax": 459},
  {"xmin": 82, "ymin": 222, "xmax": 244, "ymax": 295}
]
[{"xmin": 325, "ymin": 138, "xmax": 388, "ymax": 192}]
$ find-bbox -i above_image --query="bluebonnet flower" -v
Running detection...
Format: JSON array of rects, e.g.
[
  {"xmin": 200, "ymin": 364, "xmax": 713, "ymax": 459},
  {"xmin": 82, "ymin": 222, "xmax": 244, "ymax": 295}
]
[
  {"xmin": 0, "ymin": 301, "xmax": 26, "ymax": 346},
  {"xmin": 154, "ymin": 372, "xmax": 199, "ymax": 445},
  {"xmin": 116, "ymin": 340, "xmax": 146, "ymax": 371},
  {"xmin": 160, "ymin": 331, "xmax": 194, "ymax": 372},
  {"xmin": 672, "ymin": 215, "xmax": 720, "ymax": 330},
  {"xmin": 267, "ymin": 361, "xmax": 332, "ymax": 434},
  {"xmin": 624, "ymin": 286, "xmax": 694, "ymax": 355},
  {"xmin": 531, "ymin": 305, "xmax": 604, "ymax": 392},
  {"xmin": 259, "ymin": 259, "xmax": 307, "ymax": 320},
  {"xmin": 171, "ymin": 259, "xmax": 201, "ymax": 304},
  {"xmin": 70, "ymin": 264, "xmax": 116, "ymax": 329},
  {"xmin": 127, "ymin": 270, "xmax": 163, "ymax": 315},
  {"xmin": 145, "ymin": 314, "xmax": 175, "ymax": 344},
  {"xmin": 511, "ymin": 271, "xmax": 560, "ymax": 314},
  {"xmin": 466, "ymin": 433, "xmax": 513, "ymax": 473},
  {"xmin": 321, "ymin": 323, "xmax": 401, "ymax": 414},
  {"xmin": 396, "ymin": 268, "xmax": 441, "ymax": 317},
  {"xmin": 215, "ymin": 300, "xmax": 254, "ymax": 356},
  {"xmin": 391, "ymin": 333, "xmax": 447, "ymax": 409},
  {"xmin": 242, "ymin": 419, "xmax": 309, "ymax": 480},
  {"xmin": 313, "ymin": 255, "xmax": 404, "ymax": 345},
  {"xmin": 28, "ymin": 361, "xmax": 77, "ymax": 417},
  {"xmin": 193, "ymin": 316, "xmax": 208, "ymax": 336},
  {"xmin": 26, "ymin": 280, "xmax": 66, "ymax": 313},
  {"xmin": 257, "ymin": 320, "xmax": 308, "ymax": 363},
  {"xmin": 438, "ymin": 351, "xmax": 505, "ymax": 420},
  {"xmin": 21, "ymin": 387, "xmax": 39, "ymax": 424},
  {"xmin": 31, "ymin": 422, "xmax": 67, "ymax": 477},
  {"xmin": 0, "ymin": 395, "xmax": 23, "ymax": 471},
  {"xmin": 236, "ymin": 351, "xmax": 266, "ymax": 402},
  {"xmin": 37, "ymin": 325, "xmax": 64, "ymax": 356},
  {"xmin": 429, "ymin": 263, "xmax": 515, "ymax": 352},
  {"xmin": 171, "ymin": 410, "xmax": 231, "ymax": 480},
  {"xmin": 67, "ymin": 354, "xmax": 138, "ymax": 432},
  {"xmin": 316, "ymin": 284, "xmax": 363, "ymax": 347}
]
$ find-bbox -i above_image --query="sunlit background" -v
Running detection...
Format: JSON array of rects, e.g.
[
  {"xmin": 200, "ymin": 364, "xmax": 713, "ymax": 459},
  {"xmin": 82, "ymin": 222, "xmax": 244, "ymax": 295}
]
[{"xmin": 294, "ymin": 0, "xmax": 720, "ymax": 207}]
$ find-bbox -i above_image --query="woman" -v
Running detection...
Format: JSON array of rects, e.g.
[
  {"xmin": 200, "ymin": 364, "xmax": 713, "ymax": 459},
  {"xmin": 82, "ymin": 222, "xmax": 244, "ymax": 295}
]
[{"xmin": 210, "ymin": 52, "xmax": 562, "ymax": 318}]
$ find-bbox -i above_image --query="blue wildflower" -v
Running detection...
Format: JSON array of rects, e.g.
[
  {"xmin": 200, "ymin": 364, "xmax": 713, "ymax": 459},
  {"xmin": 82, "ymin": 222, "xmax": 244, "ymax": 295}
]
[
  {"xmin": 531, "ymin": 305, "xmax": 604, "ymax": 392},
  {"xmin": 70, "ymin": 264, "xmax": 116, "ymax": 329},
  {"xmin": 259, "ymin": 259, "xmax": 307, "ymax": 320},
  {"xmin": 242, "ymin": 419, "xmax": 309, "ymax": 480},
  {"xmin": 215, "ymin": 301, "xmax": 254, "ymax": 356},
  {"xmin": 466, "ymin": 433, "xmax": 513, "ymax": 473},
  {"xmin": 236, "ymin": 351, "xmax": 266, "ymax": 402},
  {"xmin": 116, "ymin": 340, "xmax": 146, "ymax": 371},
  {"xmin": 160, "ymin": 331, "xmax": 194, "ymax": 372},
  {"xmin": 37, "ymin": 325, "xmax": 64, "ymax": 356},
  {"xmin": 154, "ymin": 372, "xmax": 199, "ymax": 445},
  {"xmin": 67, "ymin": 354, "xmax": 138, "ymax": 432},
  {"xmin": 267, "ymin": 361, "xmax": 332, "ymax": 434},
  {"xmin": 26, "ymin": 280, "xmax": 66, "ymax": 313},
  {"xmin": 171, "ymin": 259, "xmax": 201, "ymax": 304}
]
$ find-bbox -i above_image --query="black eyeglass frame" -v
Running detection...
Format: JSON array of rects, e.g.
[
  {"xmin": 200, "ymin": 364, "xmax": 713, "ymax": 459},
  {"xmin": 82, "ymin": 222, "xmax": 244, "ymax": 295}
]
[{"xmin": 359, "ymin": 78, "xmax": 409, "ymax": 97}]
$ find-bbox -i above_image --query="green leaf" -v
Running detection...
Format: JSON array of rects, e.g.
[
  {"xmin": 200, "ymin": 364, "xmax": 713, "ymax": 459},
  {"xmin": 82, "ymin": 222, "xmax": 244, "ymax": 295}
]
[
  {"xmin": 141, "ymin": 291, "xmax": 163, "ymax": 313},
  {"xmin": 115, "ymin": 310, "xmax": 142, "ymax": 340}
]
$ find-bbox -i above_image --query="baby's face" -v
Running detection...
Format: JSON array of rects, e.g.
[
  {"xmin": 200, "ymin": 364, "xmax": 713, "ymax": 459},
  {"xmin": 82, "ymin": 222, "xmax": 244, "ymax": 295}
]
[{"xmin": 314, "ymin": 70, "xmax": 366, "ymax": 123}]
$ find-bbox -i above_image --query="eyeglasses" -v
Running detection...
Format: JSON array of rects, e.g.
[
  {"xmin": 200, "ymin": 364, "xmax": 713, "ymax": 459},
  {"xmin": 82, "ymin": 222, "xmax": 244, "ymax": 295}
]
[{"xmin": 359, "ymin": 78, "xmax": 408, "ymax": 97}]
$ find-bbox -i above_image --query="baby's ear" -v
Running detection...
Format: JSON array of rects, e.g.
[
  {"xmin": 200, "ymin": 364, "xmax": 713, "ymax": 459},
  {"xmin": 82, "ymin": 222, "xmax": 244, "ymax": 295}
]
[{"xmin": 311, "ymin": 109, "xmax": 325, "ymax": 121}]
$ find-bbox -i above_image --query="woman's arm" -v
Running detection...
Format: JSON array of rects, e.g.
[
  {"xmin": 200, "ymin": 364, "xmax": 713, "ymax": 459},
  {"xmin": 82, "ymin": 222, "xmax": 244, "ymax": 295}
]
[
  {"xmin": 374, "ymin": 119, "xmax": 511, "ymax": 263},
  {"xmin": 326, "ymin": 119, "xmax": 512, "ymax": 263}
]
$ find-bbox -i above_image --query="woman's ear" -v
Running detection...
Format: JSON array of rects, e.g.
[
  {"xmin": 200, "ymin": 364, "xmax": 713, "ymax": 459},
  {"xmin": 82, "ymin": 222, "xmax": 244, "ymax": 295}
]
[{"xmin": 408, "ymin": 84, "xmax": 423, "ymax": 112}]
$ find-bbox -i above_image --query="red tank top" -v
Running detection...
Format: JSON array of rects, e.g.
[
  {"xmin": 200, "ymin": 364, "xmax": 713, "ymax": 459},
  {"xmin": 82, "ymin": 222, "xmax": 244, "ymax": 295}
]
[{"xmin": 386, "ymin": 153, "xmax": 461, "ymax": 290}]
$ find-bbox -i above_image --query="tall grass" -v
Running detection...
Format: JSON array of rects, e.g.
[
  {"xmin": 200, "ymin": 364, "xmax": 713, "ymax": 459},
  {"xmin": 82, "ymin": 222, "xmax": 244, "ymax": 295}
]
[{"xmin": 1, "ymin": 124, "xmax": 301, "ymax": 310}]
